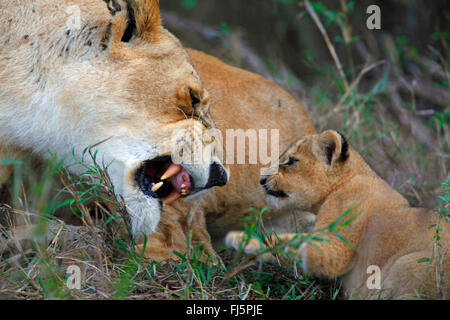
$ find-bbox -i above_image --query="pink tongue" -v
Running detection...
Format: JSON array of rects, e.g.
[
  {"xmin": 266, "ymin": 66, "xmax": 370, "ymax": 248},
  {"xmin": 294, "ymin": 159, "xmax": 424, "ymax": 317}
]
[{"xmin": 169, "ymin": 168, "xmax": 192, "ymax": 194}]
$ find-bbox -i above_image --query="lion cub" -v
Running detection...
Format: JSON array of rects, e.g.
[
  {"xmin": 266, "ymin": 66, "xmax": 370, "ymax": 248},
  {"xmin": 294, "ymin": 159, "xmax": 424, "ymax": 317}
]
[{"xmin": 226, "ymin": 130, "xmax": 449, "ymax": 299}]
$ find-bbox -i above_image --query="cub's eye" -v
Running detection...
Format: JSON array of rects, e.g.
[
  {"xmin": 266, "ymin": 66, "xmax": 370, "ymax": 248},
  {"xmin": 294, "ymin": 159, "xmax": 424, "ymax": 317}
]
[{"xmin": 283, "ymin": 157, "xmax": 299, "ymax": 166}]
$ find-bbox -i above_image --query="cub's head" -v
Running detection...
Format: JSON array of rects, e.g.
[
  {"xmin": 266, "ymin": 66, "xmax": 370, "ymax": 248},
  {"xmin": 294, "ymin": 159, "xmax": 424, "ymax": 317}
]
[{"xmin": 260, "ymin": 130, "xmax": 355, "ymax": 212}]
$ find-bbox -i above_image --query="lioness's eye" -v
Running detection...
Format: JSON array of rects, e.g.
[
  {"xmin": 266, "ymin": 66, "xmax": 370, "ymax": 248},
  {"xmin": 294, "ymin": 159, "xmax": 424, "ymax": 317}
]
[{"xmin": 284, "ymin": 157, "xmax": 299, "ymax": 166}]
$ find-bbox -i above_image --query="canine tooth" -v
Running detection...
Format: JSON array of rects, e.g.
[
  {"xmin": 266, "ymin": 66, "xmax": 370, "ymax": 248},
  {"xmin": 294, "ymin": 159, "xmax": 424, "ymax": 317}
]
[
  {"xmin": 151, "ymin": 181, "xmax": 164, "ymax": 192},
  {"xmin": 163, "ymin": 190, "xmax": 182, "ymax": 204},
  {"xmin": 161, "ymin": 163, "xmax": 183, "ymax": 180},
  {"xmin": 181, "ymin": 184, "xmax": 186, "ymax": 188}
]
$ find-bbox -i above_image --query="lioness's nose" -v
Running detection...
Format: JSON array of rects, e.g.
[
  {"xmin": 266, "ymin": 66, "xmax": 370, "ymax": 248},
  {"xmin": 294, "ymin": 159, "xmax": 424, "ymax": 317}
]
[
  {"xmin": 260, "ymin": 177, "xmax": 268, "ymax": 185},
  {"xmin": 205, "ymin": 162, "xmax": 229, "ymax": 189}
]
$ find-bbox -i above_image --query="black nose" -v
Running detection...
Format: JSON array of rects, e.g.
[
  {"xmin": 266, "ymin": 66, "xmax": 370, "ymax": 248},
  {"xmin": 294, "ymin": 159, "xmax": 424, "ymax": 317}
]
[
  {"xmin": 260, "ymin": 177, "xmax": 267, "ymax": 185},
  {"xmin": 205, "ymin": 162, "xmax": 229, "ymax": 189}
]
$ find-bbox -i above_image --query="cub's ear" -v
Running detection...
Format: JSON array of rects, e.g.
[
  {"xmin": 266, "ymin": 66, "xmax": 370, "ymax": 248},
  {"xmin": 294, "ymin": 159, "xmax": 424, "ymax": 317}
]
[
  {"xmin": 105, "ymin": 0, "xmax": 161, "ymax": 43},
  {"xmin": 317, "ymin": 130, "xmax": 349, "ymax": 166}
]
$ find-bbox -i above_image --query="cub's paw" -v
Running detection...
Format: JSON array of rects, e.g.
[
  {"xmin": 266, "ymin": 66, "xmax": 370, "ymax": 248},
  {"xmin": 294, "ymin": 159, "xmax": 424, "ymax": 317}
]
[
  {"xmin": 225, "ymin": 231, "xmax": 275, "ymax": 263},
  {"xmin": 225, "ymin": 231, "xmax": 247, "ymax": 251}
]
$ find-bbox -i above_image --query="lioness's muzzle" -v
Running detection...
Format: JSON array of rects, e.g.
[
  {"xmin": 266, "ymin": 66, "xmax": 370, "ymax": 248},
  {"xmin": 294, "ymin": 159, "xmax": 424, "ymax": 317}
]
[
  {"xmin": 136, "ymin": 156, "xmax": 228, "ymax": 205},
  {"xmin": 205, "ymin": 162, "xmax": 229, "ymax": 189}
]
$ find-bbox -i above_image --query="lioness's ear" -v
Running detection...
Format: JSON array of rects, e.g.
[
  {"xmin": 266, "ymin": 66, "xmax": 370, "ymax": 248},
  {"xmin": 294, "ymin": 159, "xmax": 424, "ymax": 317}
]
[
  {"xmin": 317, "ymin": 130, "xmax": 349, "ymax": 165},
  {"xmin": 105, "ymin": 0, "xmax": 161, "ymax": 43},
  {"xmin": 128, "ymin": 0, "xmax": 161, "ymax": 41}
]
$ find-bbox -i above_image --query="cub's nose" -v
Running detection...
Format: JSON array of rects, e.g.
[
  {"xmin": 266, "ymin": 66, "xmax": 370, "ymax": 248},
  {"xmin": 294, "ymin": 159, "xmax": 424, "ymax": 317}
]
[{"xmin": 205, "ymin": 162, "xmax": 229, "ymax": 189}]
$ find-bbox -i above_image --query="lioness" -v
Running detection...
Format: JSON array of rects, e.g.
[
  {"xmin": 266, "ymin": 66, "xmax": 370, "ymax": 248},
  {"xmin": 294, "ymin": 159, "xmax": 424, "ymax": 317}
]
[
  {"xmin": 1, "ymin": 0, "xmax": 316, "ymax": 260},
  {"xmin": 0, "ymin": 0, "xmax": 228, "ymax": 243},
  {"xmin": 226, "ymin": 130, "xmax": 449, "ymax": 299}
]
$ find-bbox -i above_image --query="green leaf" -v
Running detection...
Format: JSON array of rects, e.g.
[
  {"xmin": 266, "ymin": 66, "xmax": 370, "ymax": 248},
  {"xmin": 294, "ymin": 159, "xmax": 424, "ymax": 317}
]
[
  {"xmin": 417, "ymin": 257, "xmax": 431, "ymax": 263},
  {"xmin": 219, "ymin": 22, "xmax": 232, "ymax": 36},
  {"xmin": 179, "ymin": 0, "xmax": 197, "ymax": 10},
  {"xmin": 0, "ymin": 160, "xmax": 23, "ymax": 165},
  {"xmin": 328, "ymin": 206, "xmax": 357, "ymax": 231},
  {"xmin": 438, "ymin": 195, "xmax": 450, "ymax": 203}
]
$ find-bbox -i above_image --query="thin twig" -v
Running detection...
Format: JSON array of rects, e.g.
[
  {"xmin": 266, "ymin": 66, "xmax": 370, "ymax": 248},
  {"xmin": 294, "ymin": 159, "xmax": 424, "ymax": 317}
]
[
  {"xmin": 331, "ymin": 60, "xmax": 385, "ymax": 114},
  {"xmin": 304, "ymin": 0, "xmax": 349, "ymax": 92}
]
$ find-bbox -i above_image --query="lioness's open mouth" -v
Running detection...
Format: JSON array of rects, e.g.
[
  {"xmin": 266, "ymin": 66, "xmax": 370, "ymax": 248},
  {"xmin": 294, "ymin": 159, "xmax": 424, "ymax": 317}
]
[{"xmin": 136, "ymin": 156, "xmax": 195, "ymax": 204}]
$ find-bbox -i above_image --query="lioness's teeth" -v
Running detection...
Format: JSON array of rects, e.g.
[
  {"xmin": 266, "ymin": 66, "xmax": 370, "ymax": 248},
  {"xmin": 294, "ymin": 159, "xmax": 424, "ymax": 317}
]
[
  {"xmin": 163, "ymin": 190, "xmax": 182, "ymax": 204},
  {"xmin": 181, "ymin": 184, "xmax": 186, "ymax": 188},
  {"xmin": 152, "ymin": 182, "xmax": 164, "ymax": 192},
  {"xmin": 161, "ymin": 163, "xmax": 183, "ymax": 180}
]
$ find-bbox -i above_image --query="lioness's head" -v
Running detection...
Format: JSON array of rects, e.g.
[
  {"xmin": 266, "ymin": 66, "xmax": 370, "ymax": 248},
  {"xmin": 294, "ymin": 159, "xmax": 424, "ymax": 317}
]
[
  {"xmin": 0, "ymin": 0, "xmax": 228, "ymax": 236},
  {"xmin": 93, "ymin": 0, "xmax": 229, "ymax": 235},
  {"xmin": 260, "ymin": 130, "xmax": 358, "ymax": 212}
]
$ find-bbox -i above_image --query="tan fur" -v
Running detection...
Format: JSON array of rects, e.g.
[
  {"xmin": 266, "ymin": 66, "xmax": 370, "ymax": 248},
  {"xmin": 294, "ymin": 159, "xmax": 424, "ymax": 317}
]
[{"xmin": 226, "ymin": 131, "xmax": 450, "ymax": 299}]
